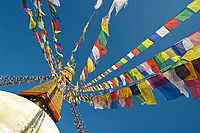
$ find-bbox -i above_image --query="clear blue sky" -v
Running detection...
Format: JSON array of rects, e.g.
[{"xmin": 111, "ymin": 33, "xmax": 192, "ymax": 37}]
[{"xmin": 1, "ymin": 0, "xmax": 200, "ymax": 133}]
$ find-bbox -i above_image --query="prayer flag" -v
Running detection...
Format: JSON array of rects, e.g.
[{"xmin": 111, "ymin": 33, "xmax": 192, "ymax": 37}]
[
  {"xmin": 86, "ymin": 57, "xmax": 95, "ymax": 73},
  {"xmin": 132, "ymin": 48, "xmax": 141, "ymax": 56},
  {"xmin": 127, "ymin": 52, "xmax": 135, "ymax": 59},
  {"xmin": 188, "ymin": 30, "xmax": 200, "ymax": 45},
  {"xmin": 164, "ymin": 18, "xmax": 181, "ymax": 30},
  {"xmin": 49, "ymin": 0, "xmax": 60, "ymax": 6},
  {"xmin": 142, "ymin": 38, "xmax": 154, "ymax": 48},
  {"xmin": 146, "ymin": 58, "xmax": 160, "ymax": 73},
  {"xmin": 136, "ymin": 44, "xmax": 146, "ymax": 52},
  {"xmin": 174, "ymin": 8, "xmax": 193, "ymax": 21},
  {"xmin": 130, "ymin": 84, "xmax": 146, "ymax": 105},
  {"xmin": 137, "ymin": 80, "xmax": 157, "ymax": 105},
  {"xmin": 156, "ymin": 26, "xmax": 169, "ymax": 38},
  {"xmin": 98, "ymin": 30, "xmax": 107, "ymax": 48},
  {"xmin": 149, "ymin": 33, "xmax": 162, "ymax": 42},
  {"xmin": 101, "ymin": 18, "xmax": 110, "ymax": 36},
  {"xmin": 187, "ymin": 0, "xmax": 200, "ymax": 12},
  {"xmin": 163, "ymin": 69, "xmax": 189, "ymax": 98},
  {"xmin": 147, "ymin": 74, "xmax": 183, "ymax": 100},
  {"xmin": 124, "ymin": 96, "xmax": 133, "ymax": 109}
]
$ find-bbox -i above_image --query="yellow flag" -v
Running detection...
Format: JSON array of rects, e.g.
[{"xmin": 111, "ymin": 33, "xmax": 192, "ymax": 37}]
[
  {"xmin": 76, "ymin": 97, "xmax": 78, "ymax": 103},
  {"xmin": 119, "ymin": 87, "xmax": 132, "ymax": 98},
  {"xmin": 86, "ymin": 57, "xmax": 95, "ymax": 73},
  {"xmin": 130, "ymin": 68, "xmax": 144, "ymax": 81},
  {"xmin": 83, "ymin": 22, "xmax": 89, "ymax": 33},
  {"xmin": 95, "ymin": 85, "xmax": 101, "ymax": 91},
  {"xmin": 182, "ymin": 44, "xmax": 200, "ymax": 61},
  {"xmin": 39, "ymin": 8, "xmax": 46, "ymax": 16},
  {"xmin": 187, "ymin": 0, "xmax": 200, "ymax": 12},
  {"xmin": 98, "ymin": 76, "xmax": 102, "ymax": 80},
  {"xmin": 142, "ymin": 38, "xmax": 154, "ymax": 48},
  {"xmin": 101, "ymin": 18, "xmax": 110, "ymax": 36},
  {"xmin": 55, "ymin": 30, "xmax": 61, "ymax": 34},
  {"xmin": 120, "ymin": 58, "xmax": 128, "ymax": 64},
  {"xmin": 165, "ymin": 48, "xmax": 180, "ymax": 62},
  {"xmin": 38, "ymin": 0, "xmax": 46, "ymax": 16},
  {"xmin": 90, "ymin": 87, "xmax": 94, "ymax": 92},
  {"xmin": 137, "ymin": 80, "xmax": 157, "ymax": 105},
  {"xmin": 184, "ymin": 62, "xmax": 198, "ymax": 81},
  {"xmin": 40, "ymin": 42, "xmax": 45, "ymax": 49},
  {"xmin": 105, "ymin": 93, "xmax": 111, "ymax": 102},
  {"xmin": 107, "ymin": 69, "xmax": 112, "ymax": 73},
  {"xmin": 103, "ymin": 82, "xmax": 110, "ymax": 89},
  {"xmin": 29, "ymin": 17, "xmax": 36, "ymax": 29},
  {"xmin": 160, "ymin": 51, "xmax": 170, "ymax": 61},
  {"xmin": 113, "ymin": 77, "xmax": 119, "ymax": 87}
]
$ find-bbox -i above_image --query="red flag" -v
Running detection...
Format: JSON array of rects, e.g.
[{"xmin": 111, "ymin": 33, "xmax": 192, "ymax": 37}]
[{"xmin": 124, "ymin": 96, "xmax": 133, "ymax": 109}]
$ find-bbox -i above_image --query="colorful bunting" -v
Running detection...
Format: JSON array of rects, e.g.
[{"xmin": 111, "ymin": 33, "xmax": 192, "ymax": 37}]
[
  {"xmin": 84, "ymin": 29, "xmax": 200, "ymax": 90},
  {"xmin": 89, "ymin": 55, "xmax": 200, "ymax": 110},
  {"xmin": 0, "ymin": 75, "xmax": 53, "ymax": 86},
  {"xmin": 85, "ymin": 1, "xmax": 199, "ymax": 86}
]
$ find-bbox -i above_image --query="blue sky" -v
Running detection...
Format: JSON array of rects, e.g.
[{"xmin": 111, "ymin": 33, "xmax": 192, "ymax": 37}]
[{"xmin": 1, "ymin": 0, "xmax": 200, "ymax": 133}]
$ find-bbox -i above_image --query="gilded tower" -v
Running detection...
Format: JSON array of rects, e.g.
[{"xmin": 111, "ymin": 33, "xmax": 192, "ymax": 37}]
[{"xmin": 19, "ymin": 80, "xmax": 63, "ymax": 122}]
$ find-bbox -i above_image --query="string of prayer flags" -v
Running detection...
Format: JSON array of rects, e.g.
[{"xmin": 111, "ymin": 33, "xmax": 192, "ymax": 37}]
[
  {"xmin": 79, "ymin": 30, "xmax": 108, "ymax": 82},
  {"xmin": 73, "ymin": 50, "xmax": 199, "ymax": 103},
  {"xmin": 22, "ymin": 0, "xmax": 37, "ymax": 29},
  {"xmin": 86, "ymin": 0, "xmax": 200, "ymax": 87},
  {"xmin": 69, "ymin": 0, "xmax": 104, "ymax": 66},
  {"xmin": 90, "ymin": 56, "xmax": 200, "ymax": 110},
  {"xmin": 70, "ymin": 102, "xmax": 88, "ymax": 133},
  {"xmin": 22, "ymin": 0, "xmax": 58, "ymax": 78},
  {"xmin": 82, "ymin": 29, "xmax": 200, "ymax": 91},
  {"xmin": 22, "ymin": 0, "xmax": 69, "ymax": 92},
  {"xmin": 48, "ymin": 0, "xmax": 63, "ymax": 71},
  {"xmin": 91, "ymin": 81, "xmax": 156, "ymax": 110},
  {"xmin": 0, "ymin": 75, "xmax": 53, "ymax": 86},
  {"xmin": 78, "ymin": 0, "xmax": 129, "ymax": 85}
]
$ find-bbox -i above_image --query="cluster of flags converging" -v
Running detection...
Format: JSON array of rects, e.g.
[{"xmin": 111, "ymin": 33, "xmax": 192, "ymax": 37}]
[
  {"xmin": 22, "ymin": 0, "xmax": 57, "ymax": 77},
  {"xmin": 84, "ymin": 0, "xmax": 200, "ymax": 88},
  {"xmin": 66, "ymin": 43, "xmax": 200, "ymax": 109},
  {"xmin": 22, "ymin": 0, "xmax": 73, "ymax": 91},
  {"xmin": 63, "ymin": 27, "xmax": 200, "ymax": 106},
  {"xmin": 12, "ymin": 0, "xmax": 200, "ymax": 132},
  {"xmin": 64, "ymin": 54, "xmax": 200, "ymax": 109},
  {"xmin": 21, "ymin": 0, "xmax": 200, "ymax": 109}
]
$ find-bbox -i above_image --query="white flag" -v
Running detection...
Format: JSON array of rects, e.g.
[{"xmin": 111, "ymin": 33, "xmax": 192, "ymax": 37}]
[
  {"xmin": 94, "ymin": 0, "xmax": 103, "ymax": 9},
  {"xmin": 49, "ymin": 0, "xmax": 61, "ymax": 6}
]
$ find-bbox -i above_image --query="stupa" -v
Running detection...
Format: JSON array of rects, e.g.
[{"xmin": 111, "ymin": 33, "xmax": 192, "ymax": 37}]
[{"xmin": 0, "ymin": 64, "xmax": 76, "ymax": 133}]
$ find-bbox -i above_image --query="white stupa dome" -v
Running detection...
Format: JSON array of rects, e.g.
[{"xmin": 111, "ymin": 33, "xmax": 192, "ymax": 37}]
[{"xmin": 0, "ymin": 91, "xmax": 60, "ymax": 133}]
